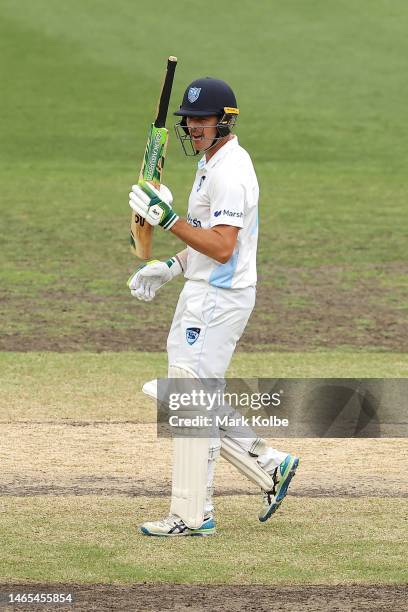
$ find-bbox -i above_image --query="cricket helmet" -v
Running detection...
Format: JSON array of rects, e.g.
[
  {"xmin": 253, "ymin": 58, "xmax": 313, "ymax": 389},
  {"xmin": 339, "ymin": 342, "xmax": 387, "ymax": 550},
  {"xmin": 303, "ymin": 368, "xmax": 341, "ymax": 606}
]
[{"xmin": 174, "ymin": 77, "xmax": 239, "ymax": 155}]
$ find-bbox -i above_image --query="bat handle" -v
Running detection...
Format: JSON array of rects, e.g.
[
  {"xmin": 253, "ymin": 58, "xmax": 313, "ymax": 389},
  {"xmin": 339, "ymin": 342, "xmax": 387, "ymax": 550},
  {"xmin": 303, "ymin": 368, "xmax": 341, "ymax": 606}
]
[{"xmin": 155, "ymin": 56, "xmax": 178, "ymax": 129}]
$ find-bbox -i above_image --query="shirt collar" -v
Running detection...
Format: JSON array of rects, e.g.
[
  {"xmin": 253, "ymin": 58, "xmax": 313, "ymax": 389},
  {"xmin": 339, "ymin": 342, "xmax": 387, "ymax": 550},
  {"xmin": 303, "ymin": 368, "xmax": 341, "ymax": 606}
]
[{"xmin": 197, "ymin": 136, "xmax": 239, "ymax": 171}]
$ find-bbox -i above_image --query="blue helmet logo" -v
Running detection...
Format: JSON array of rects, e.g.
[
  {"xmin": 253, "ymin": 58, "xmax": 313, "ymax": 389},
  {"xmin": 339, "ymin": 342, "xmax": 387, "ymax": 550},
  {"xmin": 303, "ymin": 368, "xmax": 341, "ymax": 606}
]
[
  {"xmin": 186, "ymin": 327, "xmax": 201, "ymax": 345},
  {"xmin": 188, "ymin": 87, "xmax": 201, "ymax": 103}
]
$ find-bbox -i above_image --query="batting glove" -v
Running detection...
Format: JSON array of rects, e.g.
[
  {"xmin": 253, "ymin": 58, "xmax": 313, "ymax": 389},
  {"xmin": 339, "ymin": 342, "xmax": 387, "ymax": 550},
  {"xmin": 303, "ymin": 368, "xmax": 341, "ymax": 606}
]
[
  {"xmin": 129, "ymin": 181, "xmax": 179, "ymax": 230},
  {"xmin": 127, "ymin": 257, "xmax": 183, "ymax": 301}
]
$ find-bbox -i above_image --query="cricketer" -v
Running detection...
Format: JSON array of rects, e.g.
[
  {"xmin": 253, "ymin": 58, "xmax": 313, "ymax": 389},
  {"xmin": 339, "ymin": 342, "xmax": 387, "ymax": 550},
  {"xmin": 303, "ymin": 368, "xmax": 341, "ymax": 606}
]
[{"xmin": 128, "ymin": 77, "xmax": 299, "ymax": 536}]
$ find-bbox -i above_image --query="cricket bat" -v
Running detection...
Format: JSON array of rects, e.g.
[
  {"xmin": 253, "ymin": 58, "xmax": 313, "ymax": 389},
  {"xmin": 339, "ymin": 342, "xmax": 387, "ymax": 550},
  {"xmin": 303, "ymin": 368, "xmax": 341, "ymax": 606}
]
[{"xmin": 130, "ymin": 56, "xmax": 178, "ymax": 259}]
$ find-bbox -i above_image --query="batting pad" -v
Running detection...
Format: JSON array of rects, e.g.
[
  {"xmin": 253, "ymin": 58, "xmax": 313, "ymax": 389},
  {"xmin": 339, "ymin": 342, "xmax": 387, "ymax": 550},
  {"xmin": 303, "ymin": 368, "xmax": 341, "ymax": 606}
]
[
  {"xmin": 142, "ymin": 377, "xmax": 274, "ymax": 510},
  {"xmin": 142, "ymin": 367, "xmax": 210, "ymax": 529},
  {"xmin": 168, "ymin": 365, "xmax": 210, "ymax": 529},
  {"xmin": 221, "ymin": 437, "xmax": 274, "ymax": 491},
  {"xmin": 169, "ymin": 435, "xmax": 210, "ymax": 529}
]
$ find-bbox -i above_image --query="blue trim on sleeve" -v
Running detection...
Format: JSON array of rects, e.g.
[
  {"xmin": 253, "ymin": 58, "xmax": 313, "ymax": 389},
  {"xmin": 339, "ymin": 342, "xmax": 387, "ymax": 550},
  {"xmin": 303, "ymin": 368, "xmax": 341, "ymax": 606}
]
[
  {"xmin": 209, "ymin": 250, "xmax": 239, "ymax": 288},
  {"xmin": 250, "ymin": 212, "xmax": 259, "ymax": 236}
]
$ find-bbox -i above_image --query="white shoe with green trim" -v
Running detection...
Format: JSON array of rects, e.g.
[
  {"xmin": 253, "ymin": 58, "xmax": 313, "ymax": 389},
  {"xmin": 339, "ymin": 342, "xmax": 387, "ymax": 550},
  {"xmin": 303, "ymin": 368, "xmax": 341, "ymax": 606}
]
[
  {"xmin": 140, "ymin": 513, "xmax": 216, "ymax": 536},
  {"xmin": 259, "ymin": 454, "xmax": 299, "ymax": 522}
]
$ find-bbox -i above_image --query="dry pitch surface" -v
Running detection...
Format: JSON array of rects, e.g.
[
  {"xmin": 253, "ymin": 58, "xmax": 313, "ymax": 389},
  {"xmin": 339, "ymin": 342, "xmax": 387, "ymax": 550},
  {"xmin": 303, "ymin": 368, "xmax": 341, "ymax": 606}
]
[{"xmin": 1, "ymin": 424, "xmax": 407, "ymax": 500}]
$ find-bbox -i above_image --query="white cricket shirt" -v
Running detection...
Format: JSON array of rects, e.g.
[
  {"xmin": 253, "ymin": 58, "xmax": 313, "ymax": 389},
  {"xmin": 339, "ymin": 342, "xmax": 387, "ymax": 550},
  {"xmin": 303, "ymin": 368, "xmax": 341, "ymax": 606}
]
[{"xmin": 184, "ymin": 136, "xmax": 259, "ymax": 289}]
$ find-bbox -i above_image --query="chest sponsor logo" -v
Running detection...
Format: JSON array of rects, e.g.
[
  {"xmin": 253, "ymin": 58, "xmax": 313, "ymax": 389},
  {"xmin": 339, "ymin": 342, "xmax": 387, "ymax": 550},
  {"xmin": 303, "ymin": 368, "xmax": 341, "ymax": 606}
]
[
  {"xmin": 214, "ymin": 209, "xmax": 244, "ymax": 218},
  {"xmin": 186, "ymin": 327, "xmax": 201, "ymax": 345},
  {"xmin": 187, "ymin": 211, "xmax": 202, "ymax": 227}
]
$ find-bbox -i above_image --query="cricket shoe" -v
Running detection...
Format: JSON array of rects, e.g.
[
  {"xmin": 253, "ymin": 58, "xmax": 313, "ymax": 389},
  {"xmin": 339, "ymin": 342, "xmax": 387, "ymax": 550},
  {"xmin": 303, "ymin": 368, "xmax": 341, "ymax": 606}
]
[
  {"xmin": 259, "ymin": 454, "xmax": 299, "ymax": 522},
  {"xmin": 140, "ymin": 513, "xmax": 215, "ymax": 537}
]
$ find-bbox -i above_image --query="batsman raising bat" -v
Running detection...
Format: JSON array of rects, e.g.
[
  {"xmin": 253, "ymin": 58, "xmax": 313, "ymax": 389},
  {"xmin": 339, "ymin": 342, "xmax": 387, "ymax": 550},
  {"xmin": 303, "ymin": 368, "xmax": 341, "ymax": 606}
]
[
  {"xmin": 128, "ymin": 75, "xmax": 300, "ymax": 536},
  {"xmin": 130, "ymin": 56, "xmax": 177, "ymax": 259}
]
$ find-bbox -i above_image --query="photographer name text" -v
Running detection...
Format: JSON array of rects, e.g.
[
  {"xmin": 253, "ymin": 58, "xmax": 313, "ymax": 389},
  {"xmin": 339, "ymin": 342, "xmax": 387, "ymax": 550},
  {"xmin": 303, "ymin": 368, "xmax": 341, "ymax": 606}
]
[{"xmin": 168, "ymin": 415, "xmax": 289, "ymax": 428}]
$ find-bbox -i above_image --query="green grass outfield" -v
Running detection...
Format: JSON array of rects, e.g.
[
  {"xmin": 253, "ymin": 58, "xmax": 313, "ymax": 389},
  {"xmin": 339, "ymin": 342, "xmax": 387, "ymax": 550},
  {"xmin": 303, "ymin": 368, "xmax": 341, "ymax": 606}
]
[
  {"xmin": 1, "ymin": 351, "xmax": 407, "ymax": 421},
  {"xmin": 0, "ymin": 497, "xmax": 406, "ymax": 585},
  {"xmin": 1, "ymin": 0, "xmax": 407, "ymax": 350}
]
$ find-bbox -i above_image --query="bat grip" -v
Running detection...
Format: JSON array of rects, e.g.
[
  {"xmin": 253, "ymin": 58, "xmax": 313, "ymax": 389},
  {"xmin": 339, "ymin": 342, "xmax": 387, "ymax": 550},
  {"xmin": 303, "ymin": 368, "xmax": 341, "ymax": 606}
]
[{"xmin": 155, "ymin": 57, "xmax": 177, "ymax": 128}]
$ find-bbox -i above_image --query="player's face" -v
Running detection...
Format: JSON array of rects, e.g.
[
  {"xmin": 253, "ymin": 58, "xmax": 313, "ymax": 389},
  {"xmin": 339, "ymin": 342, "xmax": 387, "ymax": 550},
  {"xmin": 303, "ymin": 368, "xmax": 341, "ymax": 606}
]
[{"xmin": 186, "ymin": 115, "xmax": 219, "ymax": 152}]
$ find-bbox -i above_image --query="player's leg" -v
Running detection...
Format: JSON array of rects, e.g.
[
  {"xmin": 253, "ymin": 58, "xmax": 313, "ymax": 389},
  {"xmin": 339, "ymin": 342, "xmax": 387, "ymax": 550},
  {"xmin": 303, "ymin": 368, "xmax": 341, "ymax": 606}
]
[
  {"xmin": 141, "ymin": 281, "xmax": 297, "ymax": 534},
  {"xmin": 176, "ymin": 282, "xmax": 299, "ymax": 520},
  {"xmin": 166, "ymin": 281, "xmax": 255, "ymax": 530},
  {"xmin": 140, "ymin": 361, "xmax": 216, "ymax": 537},
  {"xmin": 218, "ymin": 400, "xmax": 299, "ymax": 521},
  {"xmin": 220, "ymin": 431, "xmax": 299, "ymax": 521},
  {"xmin": 220, "ymin": 408, "xmax": 299, "ymax": 520},
  {"xmin": 166, "ymin": 281, "xmax": 299, "ymax": 521},
  {"xmin": 141, "ymin": 284, "xmax": 220, "ymax": 536}
]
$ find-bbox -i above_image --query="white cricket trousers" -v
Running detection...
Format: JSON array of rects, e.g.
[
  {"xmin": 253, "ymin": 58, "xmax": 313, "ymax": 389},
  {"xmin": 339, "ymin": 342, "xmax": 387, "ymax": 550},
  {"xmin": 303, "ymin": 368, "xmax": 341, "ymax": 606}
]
[
  {"xmin": 167, "ymin": 280, "xmax": 288, "ymax": 513},
  {"xmin": 167, "ymin": 279, "xmax": 256, "ymax": 378}
]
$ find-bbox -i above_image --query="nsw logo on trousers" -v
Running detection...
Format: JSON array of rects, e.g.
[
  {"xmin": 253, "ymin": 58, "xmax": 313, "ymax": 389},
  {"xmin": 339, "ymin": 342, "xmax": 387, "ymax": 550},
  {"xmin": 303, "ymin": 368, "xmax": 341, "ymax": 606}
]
[{"xmin": 186, "ymin": 327, "xmax": 201, "ymax": 345}]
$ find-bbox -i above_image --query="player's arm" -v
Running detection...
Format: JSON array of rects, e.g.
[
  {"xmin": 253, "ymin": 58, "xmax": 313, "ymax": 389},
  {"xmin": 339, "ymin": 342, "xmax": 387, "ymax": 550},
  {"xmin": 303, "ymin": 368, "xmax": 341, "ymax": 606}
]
[
  {"xmin": 129, "ymin": 182, "xmax": 240, "ymax": 264},
  {"xmin": 170, "ymin": 220, "xmax": 238, "ymax": 264}
]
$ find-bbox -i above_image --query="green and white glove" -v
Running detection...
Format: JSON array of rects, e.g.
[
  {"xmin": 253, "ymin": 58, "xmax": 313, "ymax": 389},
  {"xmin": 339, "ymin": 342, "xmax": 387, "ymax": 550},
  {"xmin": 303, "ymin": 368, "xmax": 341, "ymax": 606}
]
[
  {"xmin": 129, "ymin": 181, "xmax": 179, "ymax": 230},
  {"xmin": 127, "ymin": 257, "xmax": 183, "ymax": 302}
]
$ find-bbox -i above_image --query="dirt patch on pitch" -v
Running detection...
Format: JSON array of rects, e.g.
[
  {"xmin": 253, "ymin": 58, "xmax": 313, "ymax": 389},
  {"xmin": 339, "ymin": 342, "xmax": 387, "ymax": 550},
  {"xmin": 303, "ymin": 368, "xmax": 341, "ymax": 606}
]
[
  {"xmin": 1, "ymin": 583, "xmax": 407, "ymax": 611},
  {"xmin": 1, "ymin": 423, "xmax": 407, "ymax": 499},
  {"xmin": 1, "ymin": 263, "xmax": 407, "ymax": 351}
]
